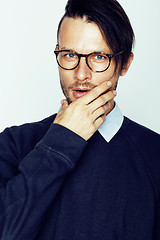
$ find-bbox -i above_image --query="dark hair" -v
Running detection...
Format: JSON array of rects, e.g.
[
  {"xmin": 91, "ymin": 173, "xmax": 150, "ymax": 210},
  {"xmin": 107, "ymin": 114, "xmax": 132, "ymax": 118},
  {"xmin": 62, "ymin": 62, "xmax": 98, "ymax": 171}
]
[{"xmin": 57, "ymin": 0, "xmax": 135, "ymax": 72}]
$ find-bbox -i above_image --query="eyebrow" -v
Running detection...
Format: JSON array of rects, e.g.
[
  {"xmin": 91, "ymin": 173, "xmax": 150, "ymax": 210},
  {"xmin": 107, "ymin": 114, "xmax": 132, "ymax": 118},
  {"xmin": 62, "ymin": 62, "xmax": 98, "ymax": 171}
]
[
  {"xmin": 61, "ymin": 47, "xmax": 75, "ymax": 51},
  {"xmin": 60, "ymin": 47, "xmax": 112, "ymax": 54}
]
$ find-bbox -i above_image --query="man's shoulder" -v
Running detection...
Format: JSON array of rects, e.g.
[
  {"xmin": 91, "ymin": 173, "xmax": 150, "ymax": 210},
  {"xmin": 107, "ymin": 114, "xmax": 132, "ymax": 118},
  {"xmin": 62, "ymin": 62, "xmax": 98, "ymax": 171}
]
[
  {"xmin": 8, "ymin": 114, "xmax": 57, "ymax": 142},
  {"xmin": 120, "ymin": 116, "xmax": 160, "ymax": 153},
  {"xmin": 6, "ymin": 114, "xmax": 56, "ymax": 135},
  {"xmin": 0, "ymin": 114, "xmax": 57, "ymax": 161},
  {"xmin": 121, "ymin": 117, "xmax": 160, "ymax": 194},
  {"xmin": 122, "ymin": 117, "xmax": 159, "ymax": 141}
]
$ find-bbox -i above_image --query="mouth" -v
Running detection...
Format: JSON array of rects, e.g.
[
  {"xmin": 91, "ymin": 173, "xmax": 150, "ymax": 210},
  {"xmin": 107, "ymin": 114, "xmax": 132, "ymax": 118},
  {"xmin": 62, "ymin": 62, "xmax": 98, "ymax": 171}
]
[{"xmin": 72, "ymin": 88, "xmax": 91, "ymax": 99}]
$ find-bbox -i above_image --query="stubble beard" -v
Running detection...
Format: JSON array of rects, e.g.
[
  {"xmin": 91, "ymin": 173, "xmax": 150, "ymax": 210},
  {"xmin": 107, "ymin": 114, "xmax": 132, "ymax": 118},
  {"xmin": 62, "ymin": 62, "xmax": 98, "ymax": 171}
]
[
  {"xmin": 60, "ymin": 80, "xmax": 97, "ymax": 104},
  {"xmin": 60, "ymin": 80, "xmax": 72, "ymax": 104},
  {"xmin": 60, "ymin": 78, "xmax": 118, "ymax": 104}
]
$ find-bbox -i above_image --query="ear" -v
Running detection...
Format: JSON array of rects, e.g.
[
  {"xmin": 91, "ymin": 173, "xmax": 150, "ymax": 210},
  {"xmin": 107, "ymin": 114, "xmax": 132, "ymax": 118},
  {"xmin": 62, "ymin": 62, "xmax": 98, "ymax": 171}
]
[{"xmin": 120, "ymin": 52, "xmax": 134, "ymax": 76}]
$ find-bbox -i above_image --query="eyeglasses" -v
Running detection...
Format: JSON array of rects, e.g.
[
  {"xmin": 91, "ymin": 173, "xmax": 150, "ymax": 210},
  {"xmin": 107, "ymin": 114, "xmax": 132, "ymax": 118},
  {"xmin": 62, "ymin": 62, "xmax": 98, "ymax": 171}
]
[{"xmin": 54, "ymin": 48, "xmax": 124, "ymax": 73}]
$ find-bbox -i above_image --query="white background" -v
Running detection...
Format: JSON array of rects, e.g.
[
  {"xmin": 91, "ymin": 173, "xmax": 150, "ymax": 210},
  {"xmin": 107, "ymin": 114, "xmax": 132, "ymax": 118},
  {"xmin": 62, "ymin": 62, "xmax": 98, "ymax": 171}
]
[{"xmin": 0, "ymin": 0, "xmax": 160, "ymax": 133}]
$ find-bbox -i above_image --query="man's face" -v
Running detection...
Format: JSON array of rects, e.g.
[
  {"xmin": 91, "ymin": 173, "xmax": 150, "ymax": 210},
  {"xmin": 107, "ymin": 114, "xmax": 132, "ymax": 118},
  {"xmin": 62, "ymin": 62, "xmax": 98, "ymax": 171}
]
[{"xmin": 57, "ymin": 17, "xmax": 121, "ymax": 103}]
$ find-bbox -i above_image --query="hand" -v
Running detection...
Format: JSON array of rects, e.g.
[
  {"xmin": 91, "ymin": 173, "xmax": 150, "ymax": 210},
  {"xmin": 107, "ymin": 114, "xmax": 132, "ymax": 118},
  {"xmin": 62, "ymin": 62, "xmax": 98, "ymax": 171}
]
[{"xmin": 53, "ymin": 81, "xmax": 116, "ymax": 141}]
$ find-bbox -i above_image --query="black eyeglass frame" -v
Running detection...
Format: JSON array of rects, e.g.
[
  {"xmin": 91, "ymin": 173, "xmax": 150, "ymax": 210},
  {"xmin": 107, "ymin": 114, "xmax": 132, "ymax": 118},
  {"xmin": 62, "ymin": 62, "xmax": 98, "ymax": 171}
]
[{"xmin": 54, "ymin": 48, "xmax": 124, "ymax": 73}]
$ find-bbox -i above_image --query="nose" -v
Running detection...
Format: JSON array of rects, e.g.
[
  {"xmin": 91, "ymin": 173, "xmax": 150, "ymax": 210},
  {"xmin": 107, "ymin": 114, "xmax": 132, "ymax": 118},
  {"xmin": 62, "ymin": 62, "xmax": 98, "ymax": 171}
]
[{"xmin": 74, "ymin": 57, "xmax": 92, "ymax": 81}]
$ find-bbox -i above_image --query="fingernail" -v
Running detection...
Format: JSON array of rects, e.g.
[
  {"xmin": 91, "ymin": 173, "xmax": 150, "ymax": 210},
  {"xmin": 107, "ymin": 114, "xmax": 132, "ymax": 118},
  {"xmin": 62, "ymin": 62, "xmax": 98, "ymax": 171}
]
[
  {"xmin": 107, "ymin": 81, "xmax": 111, "ymax": 87},
  {"xmin": 113, "ymin": 90, "xmax": 117, "ymax": 95}
]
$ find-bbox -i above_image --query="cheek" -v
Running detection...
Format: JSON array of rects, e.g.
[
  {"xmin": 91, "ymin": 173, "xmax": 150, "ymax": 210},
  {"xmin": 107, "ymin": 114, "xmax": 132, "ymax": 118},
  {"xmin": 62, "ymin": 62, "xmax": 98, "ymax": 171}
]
[
  {"xmin": 92, "ymin": 71, "xmax": 119, "ymax": 91},
  {"xmin": 59, "ymin": 69, "xmax": 74, "ymax": 87},
  {"xmin": 92, "ymin": 71, "xmax": 114, "ymax": 85}
]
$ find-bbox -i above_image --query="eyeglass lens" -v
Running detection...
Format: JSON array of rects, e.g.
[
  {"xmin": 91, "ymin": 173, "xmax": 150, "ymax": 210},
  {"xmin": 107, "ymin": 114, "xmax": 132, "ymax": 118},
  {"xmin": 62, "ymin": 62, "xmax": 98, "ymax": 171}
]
[{"xmin": 57, "ymin": 51, "xmax": 110, "ymax": 72}]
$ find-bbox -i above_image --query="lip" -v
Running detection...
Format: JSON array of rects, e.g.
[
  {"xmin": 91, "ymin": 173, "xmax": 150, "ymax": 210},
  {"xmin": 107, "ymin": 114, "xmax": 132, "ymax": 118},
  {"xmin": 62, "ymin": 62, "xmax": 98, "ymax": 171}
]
[{"xmin": 72, "ymin": 88, "xmax": 91, "ymax": 99}]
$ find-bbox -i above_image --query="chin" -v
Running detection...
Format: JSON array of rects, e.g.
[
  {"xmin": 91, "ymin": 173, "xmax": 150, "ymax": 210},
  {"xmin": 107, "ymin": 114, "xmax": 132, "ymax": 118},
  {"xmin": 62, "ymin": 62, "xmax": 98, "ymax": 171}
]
[
  {"xmin": 65, "ymin": 95, "xmax": 74, "ymax": 104},
  {"xmin": 67, "ymin": 98, "xmax": 72, "ymax": 104}
]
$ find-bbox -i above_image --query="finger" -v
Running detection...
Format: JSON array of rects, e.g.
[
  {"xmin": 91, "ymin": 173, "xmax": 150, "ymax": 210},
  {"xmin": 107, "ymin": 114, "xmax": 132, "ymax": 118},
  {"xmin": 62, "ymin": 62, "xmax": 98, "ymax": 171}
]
[
  {"xmin": 81, "ymin": 80, "xmax": 112, "ymax": 105},
  {"xmin": 94, "ymin": 114, "xmax": 106, "ymax": 129},
  {"xmin": 89, "ymin": 90, "xmax": 116, "ymax": 113},
  {"xmin": 60, "ymin": 99, "xmax": 69, "ymax": 112},
  {"xmin": 107, "ymin": 101, "xmax": 111, "ymax": 109},
  {"xmin": 92, "ymin": 102, "xmax": 110, "ymax": 120},
  {"xmin": 54, "ymin": 99, "xmax": 69, "ymax": 123}
]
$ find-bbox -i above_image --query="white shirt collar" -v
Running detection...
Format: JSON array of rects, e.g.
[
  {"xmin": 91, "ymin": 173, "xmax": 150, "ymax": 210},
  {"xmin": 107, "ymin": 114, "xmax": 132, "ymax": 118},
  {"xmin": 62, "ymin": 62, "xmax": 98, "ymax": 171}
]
[{"xmin": 98, "ymin": 103, "xmax": 124, "ymax": 142}]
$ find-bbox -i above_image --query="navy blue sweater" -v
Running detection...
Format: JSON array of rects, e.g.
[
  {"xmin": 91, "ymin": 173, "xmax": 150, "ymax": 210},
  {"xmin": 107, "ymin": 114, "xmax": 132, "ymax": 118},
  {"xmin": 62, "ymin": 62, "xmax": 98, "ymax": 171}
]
[{"xmin": 0, "ymin": 115, "xmax": 160, "ymax": 240}]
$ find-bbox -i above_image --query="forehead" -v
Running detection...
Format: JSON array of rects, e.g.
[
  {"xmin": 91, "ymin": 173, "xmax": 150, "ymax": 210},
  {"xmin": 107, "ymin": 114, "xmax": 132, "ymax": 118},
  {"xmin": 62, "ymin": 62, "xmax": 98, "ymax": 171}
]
[{"xmin": 58, "ymin": 17, "xmax": 111, "ymax": 53}]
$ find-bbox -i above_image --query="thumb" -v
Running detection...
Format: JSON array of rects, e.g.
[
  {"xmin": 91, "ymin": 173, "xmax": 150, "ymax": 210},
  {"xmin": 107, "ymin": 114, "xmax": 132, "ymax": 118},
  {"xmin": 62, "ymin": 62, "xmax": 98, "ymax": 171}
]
[{"xmin": 61, "ymin": 99, "xmax": 69, "ymax": 110}]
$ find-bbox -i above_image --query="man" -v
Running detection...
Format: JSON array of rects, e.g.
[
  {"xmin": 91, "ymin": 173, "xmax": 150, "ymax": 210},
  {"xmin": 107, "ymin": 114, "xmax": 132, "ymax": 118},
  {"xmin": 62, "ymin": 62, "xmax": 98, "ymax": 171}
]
[{"xmin": 0, "ymin": 0, "xmax": 160, "ymax": 239}]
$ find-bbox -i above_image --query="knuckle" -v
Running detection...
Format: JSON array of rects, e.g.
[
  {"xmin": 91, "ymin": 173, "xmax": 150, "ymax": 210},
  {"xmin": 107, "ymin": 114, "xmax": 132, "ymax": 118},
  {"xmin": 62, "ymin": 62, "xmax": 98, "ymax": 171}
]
[
  {"xmin": 91, "ymin": 124, "xmax": 97, "ymax": 133},
  {"xmin": 99, "ymin": 118, "xmax": 104, "ymax": 125},
  {"xmin": 74, "ymin": 100, "xmax": 84, "ymax": 110},
  {"xmin": 109, "ymin": 90, "xmax": 115, "ymax": 98},
  {"xmin": 103, "ymin": 91, "xmax": 114, "ymax": 102},
  {"xmin": 100, "ymin": 115, "xmax": 106, "ymax": 123},
  {"xmin": 91, "ymin": 87, "xmax": 101, "ymax": 99},
  {"xmin": 100, "ymin": 106, "xmax": 105, "ymax": 114},
  {"xmin": 89, "ymin": 90, "xmax": 97, "ymax": 100},
  {"xmin": 103, "ymin": 105, "xmax": 107, "ymax": 112},
  {"xmin": 96, "ymin": 116, "xmax": 104, "ymax": 127},
  {"xmin": 99, "ymin": 96, "xmax": 105, "ymax": 105},
  {"xmin": 86, "ymin": 112, "xmax": 91, "ymax": 121}
]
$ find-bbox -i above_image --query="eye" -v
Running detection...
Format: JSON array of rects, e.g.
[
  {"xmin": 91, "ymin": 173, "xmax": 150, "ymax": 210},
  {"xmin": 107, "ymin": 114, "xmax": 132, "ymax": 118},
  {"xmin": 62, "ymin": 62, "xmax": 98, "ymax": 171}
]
[
  {"xmin": 67, "ymin": 53, "xmax": 75, "ymax": 58},
  {"xmin": 64, "ymin": 53, "xmax": 77, "ymax": 60},
  {"xmin": 94, "ymin": 54, "xmax": 106, "ymax": 60},
  {"xmin": 89, "ymin": 53, "xmax": 107, "ymax": 63}
]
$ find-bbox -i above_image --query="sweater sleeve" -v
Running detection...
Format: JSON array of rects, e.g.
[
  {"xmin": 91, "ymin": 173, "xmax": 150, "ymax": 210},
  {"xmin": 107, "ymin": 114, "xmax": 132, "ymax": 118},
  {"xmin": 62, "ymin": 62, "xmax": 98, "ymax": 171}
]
[{"xmin": 0, "ymin": 123, "xmax": 87, "ymax": 240}]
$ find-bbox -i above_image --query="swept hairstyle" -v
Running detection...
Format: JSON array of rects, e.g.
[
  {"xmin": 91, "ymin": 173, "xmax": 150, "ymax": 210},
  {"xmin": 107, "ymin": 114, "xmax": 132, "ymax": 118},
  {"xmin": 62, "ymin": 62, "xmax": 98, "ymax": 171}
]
[{"xmin": 57, "ymin": 0, "xmax": 135, "ymax": 72}]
